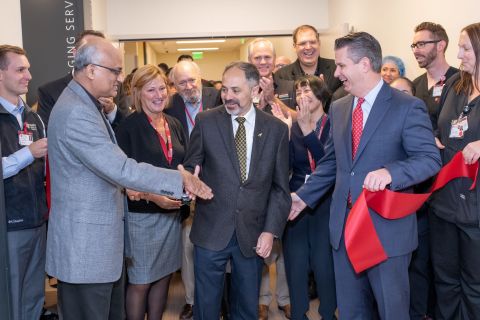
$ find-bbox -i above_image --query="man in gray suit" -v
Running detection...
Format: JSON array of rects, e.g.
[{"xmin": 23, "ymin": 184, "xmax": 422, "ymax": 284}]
[
  {"xmin": 45, "ymin": 38, "xmax": 212, "ymax": 320},
  {"xmin": 184, "ymin": 61, "xmax": 291, "ymax": 319},
  {"xmin": 289, "ymin": 32, "xmax": 441, "ymax": 318}
]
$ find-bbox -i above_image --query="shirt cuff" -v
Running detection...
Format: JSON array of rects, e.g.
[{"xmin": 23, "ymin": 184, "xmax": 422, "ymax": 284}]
[{"xmin": 105, "ymin": 104, "xmax": 118, "ymax": 123}]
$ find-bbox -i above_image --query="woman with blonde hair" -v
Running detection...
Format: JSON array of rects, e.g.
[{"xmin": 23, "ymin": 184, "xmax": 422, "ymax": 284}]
[{"xmin": 115, "ymin": 64, "xmax": 188, "ymax": 319}]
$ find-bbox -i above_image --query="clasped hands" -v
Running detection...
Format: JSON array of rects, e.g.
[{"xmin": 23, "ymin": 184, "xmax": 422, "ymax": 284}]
[
  {"xmin": 127, "ymin": 165, "xmax": 213, "ymax": 209},
  {"xmin": 289, "ymin": 168, "xmax": 392, "ymax": 221}
]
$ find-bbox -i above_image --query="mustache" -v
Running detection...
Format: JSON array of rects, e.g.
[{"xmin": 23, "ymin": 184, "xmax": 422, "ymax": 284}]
[{"xmin": 224, "ymin": 99, "xmax": 240, "ymax": 105}]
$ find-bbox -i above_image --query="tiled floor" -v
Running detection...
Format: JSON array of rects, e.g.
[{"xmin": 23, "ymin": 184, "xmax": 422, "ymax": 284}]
[{"xmin": 45, "ymin": 266, "xmax": 324, "ymax": 320}]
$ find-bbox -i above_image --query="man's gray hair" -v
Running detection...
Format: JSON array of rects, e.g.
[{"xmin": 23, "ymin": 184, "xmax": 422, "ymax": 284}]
[
  {"xmin": 334, "ymin": 32, "xmax": 382, "ymax": 73},
  {"xmin": 223, "ymin": 61, "xmax": 259, "ymax": 88},
  {"xmin": 73, "ymin": 42, "xmax": 104, "ymax": 71},
  {"xmin": 247, "ymin": 38, "xmax": 276, "ymax": 60}
]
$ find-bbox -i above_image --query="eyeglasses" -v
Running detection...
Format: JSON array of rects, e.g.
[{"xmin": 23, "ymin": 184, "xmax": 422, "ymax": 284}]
[
  {"xmin": 410, "ymin": 40, "xmax": 441, "ymax": 50},
  {"xmin": 90, "ymin": 63, "xmax": 123, "ymax": 76}
]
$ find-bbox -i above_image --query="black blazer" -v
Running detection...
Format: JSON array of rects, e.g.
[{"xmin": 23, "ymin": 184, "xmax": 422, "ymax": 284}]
[
  {"xmin": 274, "ymin": 58, "xmax": 342, "ymax": 94},
  {"xmin": 115, "ymin": 111, "xmax": 187, "ymax": 213},
  {"xmin": 37, "ymin": 74, "xmax": 72, "ymax": 127},
  {"xmin": 165, "ymin": 87, "xmax": 221, "ymax": 139},
  {"xmin": 183, "ymin": 106, "xmax": 291, "ymax": 257}
]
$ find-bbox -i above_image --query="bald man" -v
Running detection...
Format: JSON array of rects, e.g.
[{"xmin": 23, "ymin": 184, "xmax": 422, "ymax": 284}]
[{"xmin": 46, "ymin": 38, "xmax": 212, "ymax": 320}]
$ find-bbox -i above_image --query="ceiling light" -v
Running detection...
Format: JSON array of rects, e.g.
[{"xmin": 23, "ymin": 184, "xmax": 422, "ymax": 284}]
[
  {"xmin": 177, "ymin": 47, "xmax": 219, "ymax": 51},
  {"xmin": 176, "ymin": 39, "xmax": 226, "ymax": 44}
]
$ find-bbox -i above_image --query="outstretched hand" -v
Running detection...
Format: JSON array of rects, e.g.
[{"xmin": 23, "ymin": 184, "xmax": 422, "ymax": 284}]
[
  {"xmin": 178, "ymin": 164, "xmax": 213, "ymax": 200},
  {"xmin": 289, "ymin": 193, "xmax": 307, "ymax": 220}
]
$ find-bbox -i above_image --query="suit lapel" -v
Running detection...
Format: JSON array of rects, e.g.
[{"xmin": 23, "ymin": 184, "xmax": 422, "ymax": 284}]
[
  {"xmin": 216, "ymin": 107, "xmax": 242, "ymax": 181},
  {"xmin": 353, "ymin": 83, "xmax": 392, "ymax": 166},
  {"xmin": 341, "ymin": 95, "xmax": 355, "ymax": 166},
  {"xmin": 247, "ymin": 109, "xmax": 267, "ymax": 182}
]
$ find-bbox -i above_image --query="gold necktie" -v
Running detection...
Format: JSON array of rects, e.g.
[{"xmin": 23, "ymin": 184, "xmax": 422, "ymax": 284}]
[{"xmin": 235, "ymin": 117, "xmax": 247, "ymax": 183}]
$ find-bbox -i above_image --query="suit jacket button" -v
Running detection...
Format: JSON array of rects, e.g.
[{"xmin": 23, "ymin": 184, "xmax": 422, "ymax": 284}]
[{"xmin": 351, "ymin": 171, "xmax": 354, "ymax": 176}]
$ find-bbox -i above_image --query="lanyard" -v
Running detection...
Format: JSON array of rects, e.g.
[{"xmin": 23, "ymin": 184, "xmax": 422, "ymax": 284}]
[
  {"xmin": 185, "ymin": 101, "xmax": 203, "ymax": 127},
  {"xmin": 307, "ymin": 114, "xmax": 328, "ymax": 172},
  {"xmin": 147, "ymin": 115, "xmax": 173, "ymax": 165}
]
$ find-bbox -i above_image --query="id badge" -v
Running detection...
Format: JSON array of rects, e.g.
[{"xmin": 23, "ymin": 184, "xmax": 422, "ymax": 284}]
[
  {"xmin": 432, "ymin": 84, "xmax": 444, "ymax": 97},
  {"xmin": 18, "ymin": 132, "xmax": 33, "ymax": 146},
  {"xmin": 449, "ymin": 116, "xmax": 468, "ymax": 139},
  {"xmin": 305, "ymin": 174, "xmax": 311, "ymax": 183}
]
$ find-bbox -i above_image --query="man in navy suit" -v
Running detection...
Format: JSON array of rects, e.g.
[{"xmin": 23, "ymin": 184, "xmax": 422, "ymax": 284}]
[{"xmin": 289, "ymin": 32, "xmax": 441, "ymax": 319}]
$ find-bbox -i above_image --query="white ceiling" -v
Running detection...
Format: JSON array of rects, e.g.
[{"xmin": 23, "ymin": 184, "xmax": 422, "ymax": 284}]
[{"xmin": 146, "ymin": 38, "xmax": 249, "ymax": 55}]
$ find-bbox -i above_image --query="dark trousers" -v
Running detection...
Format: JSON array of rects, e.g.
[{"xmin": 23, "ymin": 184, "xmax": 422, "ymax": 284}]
[
  {"xmin": 57, "ymin": 265, "xmax": 126, "ymax": 320},
  {"xmin": 430, "ymin": 213, "xmax": 480, "ymax": 320},
  {"xmin": 7, "ymin": 224, "xmax": 46, "ymax": 320},
  {"xmin": 409, "ymin": 207, "xmax": 436, "ymax": 319},
  {"xmin": 283, "ymin": 196, "xmax": 336, "ymax": 320},
  {"xmin": 193, "ymin": 233, "xmax": 263, "ymax": 320},
  {"xmin": 333, "ymin": 236, "xmax": 411, "ymax": 320}
]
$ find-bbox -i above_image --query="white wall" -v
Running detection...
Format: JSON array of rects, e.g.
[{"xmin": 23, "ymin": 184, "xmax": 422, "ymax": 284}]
[
  {"xmin": 324, "ymin": 0, "xmax": 479, "ymax": 80},
  {"xmin": 2, "ymin": 0, "xmax": 478, "ymax": 82},
  {"xmin": 156, "ymin": 51, "xmax": 241, "ymax": 81},
  {"xmin": 1, "ymin": 0, "xmax": 23, "ymax": 46},
  {"xmin": 239, "ymin": 37, "xmax": 297, "ymax": 63},
  {"xmin": 106, "ymin": 0, "xmax": 329, "ymax": 39}
]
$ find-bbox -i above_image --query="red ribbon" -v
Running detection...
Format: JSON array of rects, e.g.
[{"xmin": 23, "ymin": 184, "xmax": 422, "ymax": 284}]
[{"xmin": 345, "ymin": 152, "xmax": 479, "ymax": 273}]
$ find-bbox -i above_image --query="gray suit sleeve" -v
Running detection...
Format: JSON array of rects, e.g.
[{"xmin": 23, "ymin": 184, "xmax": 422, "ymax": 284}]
[{"xmin": 64, "ymin": 105, "xmax": 183, "ymax": 198}]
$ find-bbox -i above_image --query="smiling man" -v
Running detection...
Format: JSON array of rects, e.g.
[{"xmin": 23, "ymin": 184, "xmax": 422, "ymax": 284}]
[
  {"xmin": 274, "ymin": 25, "xmax": 342, "ymax": 95},
  {"xmin": 289, "ymin": 32, "xmax": 441, "ymax": 319},
  {"xmin": 183, "ymin": 61, "xmax": 291, "ymax": 319},
  {"xmin": 46, "ymin": 38, "xmax": 212, "ymax": 320},
  {"xmin": 0, "ymin": 45, "xmax": 48, "ymax": 320}
]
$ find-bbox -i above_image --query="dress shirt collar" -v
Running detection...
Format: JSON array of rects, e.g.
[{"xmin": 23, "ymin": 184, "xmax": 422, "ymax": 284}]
[
  {"xmin": 0, "ymin": 95, "xmax": 24, "ymax": 114},
  {"xmin": 354, "ymin": 78, "xmax": 384, "ymax": 109},
  {"xmin": 231, "ymin": 104, "xmax": 256, "ymax": 126}
]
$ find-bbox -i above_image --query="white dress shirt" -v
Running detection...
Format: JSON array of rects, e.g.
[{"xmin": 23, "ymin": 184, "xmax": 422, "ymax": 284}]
[{"xmin": 231, "ymin": 105, "xmax": 256, "ymax": 179}]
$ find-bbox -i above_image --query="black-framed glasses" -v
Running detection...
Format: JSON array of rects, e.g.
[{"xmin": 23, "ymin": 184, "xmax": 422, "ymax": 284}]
[
  {"xmin": 410, "ymin": 40, "xmax": 441, "ymax": 50},
  {"xmin": 90, "ymin": 63, "xmax": 123, "ymax": 76}
]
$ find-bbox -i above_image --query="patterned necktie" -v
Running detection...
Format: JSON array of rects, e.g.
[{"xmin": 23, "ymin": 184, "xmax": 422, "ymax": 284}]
[
  {"xmin": 352, "ymin": 97, "xmax": 365, "ymax": 159},
  {"xmin": 235, "ymin": 117, "xmax": 247, "ymax": 183}
]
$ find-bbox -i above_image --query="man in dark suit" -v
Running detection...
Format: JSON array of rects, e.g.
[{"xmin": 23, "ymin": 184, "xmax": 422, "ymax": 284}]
[
  {"xmin": 289, "ymin": 32, "xmax": 441, "ymax": 318},
  {"xmin": 247, "ymin": 37, "xmax": 292, "ymax": 319},
  {"xmin": 164, "ymin": 60, "xmax": 221, "ymax": 320},
  {"xmin": 274, "ymin": 25, "xmax": 342, "ymax": 95},
  {"xmin": 183, "ymin": 61, "xmax": 291, "ymax": 319},
  {"xmin": 37, "ymin": 30, "xmax": 124, "ymax": 129}
]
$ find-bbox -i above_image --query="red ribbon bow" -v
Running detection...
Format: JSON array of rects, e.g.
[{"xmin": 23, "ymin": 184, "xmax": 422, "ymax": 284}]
[{"xmin": 345, "ymin": 152, "xmax": 479, "ymax": 273}]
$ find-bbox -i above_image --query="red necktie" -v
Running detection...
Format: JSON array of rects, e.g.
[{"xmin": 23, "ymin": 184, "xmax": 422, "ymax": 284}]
[
  {"xmin": 352, "ymin": 97, "xmax": 365, "ymax": 159},
  {"xmin": 348, "ymin": 97, "xmax": 365, "ymax": 207}
]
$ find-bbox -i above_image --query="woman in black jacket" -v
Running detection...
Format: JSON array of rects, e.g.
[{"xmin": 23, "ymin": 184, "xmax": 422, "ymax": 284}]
[{"xmin": 115, "ymin": 64, "xmax": 187, "ymax": 320}]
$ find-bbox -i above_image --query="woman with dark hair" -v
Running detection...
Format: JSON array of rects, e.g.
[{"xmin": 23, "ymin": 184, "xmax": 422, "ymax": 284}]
[
  {"xmin": 381, "ymin": 55, "xmax": 406, "ymax": 84},
  {"xmin": 430, "ymin": 22, "xmax": 480, "ymax": 319},
  {"xmin": 274, "ymin": 75, "xmax": 336, "ymax": 319},
  {"xmin": 115, "ymin": 64, "xmax": 187, "ymax": 320}
]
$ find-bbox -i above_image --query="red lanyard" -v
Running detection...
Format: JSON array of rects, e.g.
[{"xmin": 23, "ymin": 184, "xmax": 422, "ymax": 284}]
[
  {"xmin": 185, "ymin": 101, "xmax": 203, "ymax": 127},
  {"xmin": 147, "ymin": 115, "xmax": 173, "ymax": 165},
  {"xmin": 307, "ymin": 115, "xmax": 328, "ymax": 172}
]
